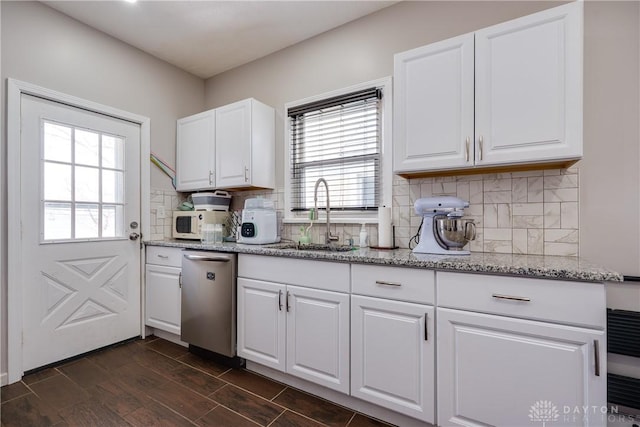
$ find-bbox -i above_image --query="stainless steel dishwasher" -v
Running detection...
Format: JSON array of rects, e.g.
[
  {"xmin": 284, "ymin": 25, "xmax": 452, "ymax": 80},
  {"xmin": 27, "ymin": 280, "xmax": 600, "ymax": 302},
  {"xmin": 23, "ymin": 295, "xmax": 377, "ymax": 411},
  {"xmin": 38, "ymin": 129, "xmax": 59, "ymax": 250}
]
[{"xmin": 181, "ymin": 250, "xmax": 237, "ymax": 357}]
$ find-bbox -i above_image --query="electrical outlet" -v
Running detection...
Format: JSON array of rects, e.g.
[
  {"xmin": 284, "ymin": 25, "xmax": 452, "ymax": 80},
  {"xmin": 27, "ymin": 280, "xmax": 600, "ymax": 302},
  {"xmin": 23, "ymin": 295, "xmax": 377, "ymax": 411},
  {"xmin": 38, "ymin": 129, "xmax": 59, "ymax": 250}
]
[{"xmin": 156, "ymin": 206, "xmax": 166, "ymax": 219}]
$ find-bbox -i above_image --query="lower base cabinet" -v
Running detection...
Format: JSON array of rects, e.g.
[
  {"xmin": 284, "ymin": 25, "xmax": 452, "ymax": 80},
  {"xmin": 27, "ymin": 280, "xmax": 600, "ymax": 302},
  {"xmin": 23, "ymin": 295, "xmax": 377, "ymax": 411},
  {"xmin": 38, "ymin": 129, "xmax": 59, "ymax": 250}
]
[
  {"xmin": 437, "ymin": 308, "xmax": 606, "ymax": 427},
  {"xmin": 237, "ymin": 277, "xmax": 350, "ymax": 393},
  {"xmin": 145, "ymin": 264, "xmax": 181, "ymax": 335},
  {"xmin": 351, "ymin": 295, "xmax": 435, "ymax": 424}
]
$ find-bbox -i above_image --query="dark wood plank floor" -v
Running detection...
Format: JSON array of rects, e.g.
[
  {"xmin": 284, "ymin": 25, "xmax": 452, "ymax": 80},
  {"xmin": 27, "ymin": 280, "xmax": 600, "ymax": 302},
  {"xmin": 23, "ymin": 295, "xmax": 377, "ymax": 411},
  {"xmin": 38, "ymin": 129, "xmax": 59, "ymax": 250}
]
[{"xmin": 1, "ymin": 336, "xmax": 394, "ymax": 427}]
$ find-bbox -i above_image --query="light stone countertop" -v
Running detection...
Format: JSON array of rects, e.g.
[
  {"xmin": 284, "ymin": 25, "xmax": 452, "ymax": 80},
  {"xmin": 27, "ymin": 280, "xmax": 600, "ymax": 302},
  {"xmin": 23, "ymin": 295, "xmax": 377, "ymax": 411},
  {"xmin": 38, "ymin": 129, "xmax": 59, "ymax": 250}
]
[{"xmin": 145, "ymin": 239, "xmax": 623, "ymax": 283}]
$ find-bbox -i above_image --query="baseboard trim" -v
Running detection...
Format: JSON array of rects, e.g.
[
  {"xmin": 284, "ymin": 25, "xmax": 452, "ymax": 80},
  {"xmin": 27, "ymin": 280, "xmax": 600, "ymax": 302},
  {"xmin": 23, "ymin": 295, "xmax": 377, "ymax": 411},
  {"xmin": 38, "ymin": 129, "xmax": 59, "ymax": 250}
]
[
  {"xmin": 1, "ymin": 372, "xmax": 8, "ymax": 386},
  {"xmin": 246, "ymin": 361, "xmax": 433, "ymax": 427},
  {"xmin": 148, "ymin": 328, "xmax": 188, "ymax": 347}
]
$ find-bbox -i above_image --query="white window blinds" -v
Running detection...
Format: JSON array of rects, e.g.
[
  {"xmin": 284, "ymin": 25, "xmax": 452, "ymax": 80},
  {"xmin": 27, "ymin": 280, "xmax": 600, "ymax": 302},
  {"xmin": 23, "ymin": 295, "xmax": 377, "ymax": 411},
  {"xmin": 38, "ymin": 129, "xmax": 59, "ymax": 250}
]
[{"xmin": 288, "ymin": 87, "xmax": 382, "ymax": 212}]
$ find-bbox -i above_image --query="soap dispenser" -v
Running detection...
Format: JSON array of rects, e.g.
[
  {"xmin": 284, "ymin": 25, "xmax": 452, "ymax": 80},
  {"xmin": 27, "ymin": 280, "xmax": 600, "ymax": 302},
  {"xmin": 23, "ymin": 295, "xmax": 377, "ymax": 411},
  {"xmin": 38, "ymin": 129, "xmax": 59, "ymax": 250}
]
[{"xmin": 359, "ymin": 224, "xmax": 369, "ymax": 248}]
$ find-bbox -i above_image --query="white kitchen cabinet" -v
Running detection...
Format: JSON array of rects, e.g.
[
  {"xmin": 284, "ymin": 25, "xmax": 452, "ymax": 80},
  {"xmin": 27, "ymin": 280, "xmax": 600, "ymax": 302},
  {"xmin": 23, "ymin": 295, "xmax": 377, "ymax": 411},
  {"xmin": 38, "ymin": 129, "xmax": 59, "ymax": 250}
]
[
  {"xmin": 350, "ymin": 265, "xmax": 435, "ymax": 423},
  {"xmin": 394, "ymin": 2, "xmax": 582, "ymax": 174},
  {"xmin": 145, "ymin": 247, "xmax": 183, "ymax": 335},
  {"xmin": 237, "ymin": 278, "xmax": 286, "ymax": 371},
  {"xmin": 393, "ymin": 33, "xmax": 474, "ymax": 172},
  {"xmin": 237, "ymin": 256, "xmax": 350, "ymax": 393},
  {"xmin": 436, "ymin": 272, "xmax": 606, "ymax": 427},
  {"xmin": 438, "ymin": 308, "xmax": 605, "ymax": 427},
  {"xmin": 351, "ymin": 295, "xmax": 435, "ymax": 424},
  {"xmin": 176, "ymin": 110, "xmax": 215, "ymax": 191},
  {"xmin": 215, "ymin": 98, "xmax": 275, "ymax": 189}
]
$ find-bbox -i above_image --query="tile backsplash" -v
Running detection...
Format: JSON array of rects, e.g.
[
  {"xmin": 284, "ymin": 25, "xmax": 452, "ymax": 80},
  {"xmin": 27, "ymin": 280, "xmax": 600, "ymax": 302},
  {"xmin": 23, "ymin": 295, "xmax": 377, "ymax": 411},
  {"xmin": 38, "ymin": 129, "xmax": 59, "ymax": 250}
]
[{"xmin": 151, "ymin": 167, "xmax": 579, "ymax": 256}]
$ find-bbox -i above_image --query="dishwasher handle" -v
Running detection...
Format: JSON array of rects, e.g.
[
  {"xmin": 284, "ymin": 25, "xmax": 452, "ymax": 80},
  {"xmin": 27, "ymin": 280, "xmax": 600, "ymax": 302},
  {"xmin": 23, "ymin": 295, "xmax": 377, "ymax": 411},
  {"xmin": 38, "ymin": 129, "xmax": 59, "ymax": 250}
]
[{"xmin": 183, "ymin": 254, "xmax": 231, "ymax": 263}]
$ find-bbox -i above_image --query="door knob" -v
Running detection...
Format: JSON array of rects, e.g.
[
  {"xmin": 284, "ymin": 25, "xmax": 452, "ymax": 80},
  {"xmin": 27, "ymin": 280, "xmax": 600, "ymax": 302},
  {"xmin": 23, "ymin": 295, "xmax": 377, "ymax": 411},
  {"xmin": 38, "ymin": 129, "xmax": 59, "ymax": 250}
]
[{"xmin": 129, "ymin": 232, "xmax": 140, "ymax": 241}]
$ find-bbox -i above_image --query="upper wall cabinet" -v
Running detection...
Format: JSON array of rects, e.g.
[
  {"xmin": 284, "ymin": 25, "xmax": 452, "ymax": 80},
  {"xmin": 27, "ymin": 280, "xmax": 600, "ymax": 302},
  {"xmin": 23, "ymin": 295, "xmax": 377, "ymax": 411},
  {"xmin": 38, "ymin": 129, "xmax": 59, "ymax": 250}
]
[
  {"xmin": 393, "ymin": 2, "xmax": 583, "ymax": 175},
  {"xmin": 176, "ymin": 110, "xmax": 216, "ymax": 191},
  {"xmin": 176, "ymin": 98, "xmax": 275, "ymax": 192},
  {"xmin": 215, "ymin": 99, "xmax": 275, "ymax": 190}
]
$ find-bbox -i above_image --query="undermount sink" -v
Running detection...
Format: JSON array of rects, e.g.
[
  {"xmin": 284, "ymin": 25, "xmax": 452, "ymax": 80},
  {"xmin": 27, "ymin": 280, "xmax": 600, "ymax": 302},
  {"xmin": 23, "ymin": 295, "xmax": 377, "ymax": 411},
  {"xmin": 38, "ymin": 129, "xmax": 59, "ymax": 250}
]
[{"xmin": 265, "ymin": 242, "xmax": 354, "ymax": 252}]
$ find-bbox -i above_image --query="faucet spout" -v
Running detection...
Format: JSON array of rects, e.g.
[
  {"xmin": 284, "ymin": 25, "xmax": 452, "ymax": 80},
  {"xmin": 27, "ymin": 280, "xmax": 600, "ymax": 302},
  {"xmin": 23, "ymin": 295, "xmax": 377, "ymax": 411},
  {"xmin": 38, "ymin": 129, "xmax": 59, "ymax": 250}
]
[{"xmin": 313, "ymin": 178, "xmax": 339, "ymax": 244}]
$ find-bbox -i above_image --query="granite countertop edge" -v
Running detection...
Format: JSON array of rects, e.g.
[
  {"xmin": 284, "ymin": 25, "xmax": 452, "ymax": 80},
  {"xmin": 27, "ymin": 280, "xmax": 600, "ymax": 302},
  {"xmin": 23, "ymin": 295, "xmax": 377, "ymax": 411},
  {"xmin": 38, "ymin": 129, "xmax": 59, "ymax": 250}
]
[{"xmin": 145, "ymin": 240, "xmax": 623, "ymax": 283}]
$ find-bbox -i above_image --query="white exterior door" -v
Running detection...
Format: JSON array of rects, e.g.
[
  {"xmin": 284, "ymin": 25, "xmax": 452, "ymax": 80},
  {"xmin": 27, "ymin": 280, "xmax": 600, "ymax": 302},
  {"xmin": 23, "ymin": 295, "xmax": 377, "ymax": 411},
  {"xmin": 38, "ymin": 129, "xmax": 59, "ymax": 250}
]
[
  {"xmin": 437, "ymin": 307, "xmax": 606, "ymax": 427},
  {"xmin": 393, "ymin": 33, "xmax": 474, "ymax": 173},
  {"xmin": 20, "ymin": 94, "xmax": 142, "ymax": 372},
  {"xmin": 237, "ymin": 278, "xmax": 286, "ymax": 371},
  {"xmin": 176, "ymin": 110, "xmax": 215, "ymax": 191},
  {"xmin": 215, "ymin": 100, "xmax": 250, "ymax": 188},
  {"xmin": 474, "ymin": 2, "xmax": 583, "ymax": 166},
  {"xmin": 286, "ymin": 285, "xmax": 350, "ymax": 393},
  {"xmin": 351, "ymin": 295, "xmax": 435, "ymax": 423}
]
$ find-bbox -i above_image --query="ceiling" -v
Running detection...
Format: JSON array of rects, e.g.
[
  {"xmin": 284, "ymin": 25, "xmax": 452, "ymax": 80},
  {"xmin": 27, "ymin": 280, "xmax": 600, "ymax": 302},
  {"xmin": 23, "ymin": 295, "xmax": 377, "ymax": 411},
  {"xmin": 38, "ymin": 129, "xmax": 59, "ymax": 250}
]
[{"xmin": 44, "ymin": 1, "xmax": 397, "ymax": 79}]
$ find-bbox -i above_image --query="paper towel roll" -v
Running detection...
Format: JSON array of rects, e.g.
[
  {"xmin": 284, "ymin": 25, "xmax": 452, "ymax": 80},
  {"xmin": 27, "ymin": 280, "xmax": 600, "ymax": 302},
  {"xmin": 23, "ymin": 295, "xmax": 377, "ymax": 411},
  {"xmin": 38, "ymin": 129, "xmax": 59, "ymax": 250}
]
[{"xmin": 378, "ymin": 206, "xmax": 393, "ymax": 248}]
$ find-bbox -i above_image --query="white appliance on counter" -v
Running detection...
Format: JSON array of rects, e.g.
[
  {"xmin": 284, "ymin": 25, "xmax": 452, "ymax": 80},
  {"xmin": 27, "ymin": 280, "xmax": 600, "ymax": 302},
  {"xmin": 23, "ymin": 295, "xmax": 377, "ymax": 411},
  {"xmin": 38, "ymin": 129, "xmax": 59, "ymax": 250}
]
[
  {"xmin": 173, "ymin": 210, "xmax": 229, "ymax": 240},
  {"xmin": 237, "ymin": 198, "xmax": 279, "ymax": 245},
  {"xmin": 413, "ymin": 196, "xmax": 476, "ymax": 255}
]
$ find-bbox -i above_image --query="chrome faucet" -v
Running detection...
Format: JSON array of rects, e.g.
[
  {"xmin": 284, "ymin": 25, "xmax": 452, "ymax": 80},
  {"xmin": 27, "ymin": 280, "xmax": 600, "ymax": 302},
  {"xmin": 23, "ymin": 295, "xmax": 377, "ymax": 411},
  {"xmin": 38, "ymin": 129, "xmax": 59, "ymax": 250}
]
[{"xmin": 313, "ymin": 178, "xmax": 339, "ymax": 244}]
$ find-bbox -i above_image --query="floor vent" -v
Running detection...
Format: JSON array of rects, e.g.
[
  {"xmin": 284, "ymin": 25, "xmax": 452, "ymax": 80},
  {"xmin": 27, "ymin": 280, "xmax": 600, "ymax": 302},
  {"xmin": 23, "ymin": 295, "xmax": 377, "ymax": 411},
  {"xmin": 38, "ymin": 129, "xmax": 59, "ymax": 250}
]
[
  {"xmin": 608, "ymin": 308, "xmax": 640, "ymax": 358},
  {"xmin": 609, "ymin": 374, "xmax": 640, "ymax": 410}
]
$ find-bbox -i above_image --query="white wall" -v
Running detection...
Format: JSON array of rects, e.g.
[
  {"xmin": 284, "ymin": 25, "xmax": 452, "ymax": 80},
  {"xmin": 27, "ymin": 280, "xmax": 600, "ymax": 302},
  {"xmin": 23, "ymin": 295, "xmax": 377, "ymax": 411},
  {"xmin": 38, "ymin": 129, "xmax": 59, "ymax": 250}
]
[
  {"xmin": 204, "ymin": 1, "xmax": 640, "ymax": 277},
  {"xmin": 0, "ymin": 1, "xmax": 205, "ymax": 378}
]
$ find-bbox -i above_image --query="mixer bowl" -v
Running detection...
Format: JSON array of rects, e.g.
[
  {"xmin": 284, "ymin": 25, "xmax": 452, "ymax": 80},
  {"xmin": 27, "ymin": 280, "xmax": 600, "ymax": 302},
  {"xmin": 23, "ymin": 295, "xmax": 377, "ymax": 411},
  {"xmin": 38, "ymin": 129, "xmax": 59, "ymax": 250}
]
[{"xmin": 434, "ymin": 217, "xmax": 476, "ymax": 249}]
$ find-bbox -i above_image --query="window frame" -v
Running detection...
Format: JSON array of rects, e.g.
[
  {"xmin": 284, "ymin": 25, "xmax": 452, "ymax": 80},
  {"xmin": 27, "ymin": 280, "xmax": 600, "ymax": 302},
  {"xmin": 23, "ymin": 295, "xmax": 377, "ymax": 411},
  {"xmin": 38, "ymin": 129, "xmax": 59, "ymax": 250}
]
[{"xmin": 284, "ymin": 77, "xmax": 393, "ymax": 224}]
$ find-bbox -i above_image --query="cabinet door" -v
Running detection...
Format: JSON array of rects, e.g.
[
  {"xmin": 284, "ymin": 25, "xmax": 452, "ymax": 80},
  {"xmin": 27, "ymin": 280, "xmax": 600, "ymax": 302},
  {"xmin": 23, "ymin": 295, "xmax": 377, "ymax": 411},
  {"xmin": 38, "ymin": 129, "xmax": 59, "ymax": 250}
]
[
  {"xmin": 237, "ymin": 278, "xmax": 286, "ymax": 371},
  {"xmin": 394, "ymin": 33, "xmax": 474, "ymax": 173},
  {"xmin": 475, "ymin": 2, "xmax": 582, "ymax": 166},
  {"xmin": 145, "ymin": 265, "xmax": 181, "ymax": 335},
  {"xmin": 437, "ymin": 308, "xmax": 606, "ymax": 427},
  {"xmin": 176, "ymin": 110, "xmax": 215, "ymax": 191},
  {"xmin": 351, "ymin": 295, "xmax": 435, "ymax": 423},
  {"xmin": 286, "ymin": 285, "xmax": 350, "ymax": 393},
  {"xmin": 215, "ymin": 100, "xmax": 251, "ymax": 188}
]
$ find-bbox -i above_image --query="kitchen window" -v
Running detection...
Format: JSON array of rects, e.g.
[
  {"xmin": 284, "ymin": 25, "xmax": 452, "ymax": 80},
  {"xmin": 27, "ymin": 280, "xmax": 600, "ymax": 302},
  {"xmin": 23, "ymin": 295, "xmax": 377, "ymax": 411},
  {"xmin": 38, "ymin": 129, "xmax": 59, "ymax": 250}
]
[{"xmin": 284, "ymin": 78, "xmax": 392, "ymax": 223}]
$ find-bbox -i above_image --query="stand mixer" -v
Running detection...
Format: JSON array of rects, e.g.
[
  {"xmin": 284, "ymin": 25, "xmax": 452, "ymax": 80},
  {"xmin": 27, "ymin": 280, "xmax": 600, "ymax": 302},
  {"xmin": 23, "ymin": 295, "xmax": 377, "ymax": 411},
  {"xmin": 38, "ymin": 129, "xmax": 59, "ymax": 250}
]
[{"xmin": 413, "ymin": 196, "xmax": 476, "ymax": 255}]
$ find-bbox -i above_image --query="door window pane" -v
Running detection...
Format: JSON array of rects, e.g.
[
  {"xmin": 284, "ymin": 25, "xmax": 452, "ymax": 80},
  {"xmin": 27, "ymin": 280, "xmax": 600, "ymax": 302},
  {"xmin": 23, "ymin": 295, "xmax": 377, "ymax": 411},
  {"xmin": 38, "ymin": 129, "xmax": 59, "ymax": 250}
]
[
  {"xmin": 102, "ymin": 135, "xmax": 124, "ymax": 169},
  {"xmin": 44, "ymin": 202, "xmax": 71, "ymax": 240},
  {"xmin": 102, "ymin": 205, "xmax": 124, "ymax": 238},
  {"xmin": 75, "ymin": 204, "xmax": 100, "ymax": 238},
  {"xmin": 75, "ymin": 129, "xmax": 100, "ymax": 166},
  {"xmin": 75, "ymin": 166, "xmax": 100, "ymax": 202},
  {"xmin": 102, "ymin": 170, "xmax": 124, "ymax": 203},
  {"xmin": 44, "ymin": 122, "xmax": 72, "ymax": 163},
  {"xmin": 42, "ymin": 121, "xmax": 127, "ymax": 241},
  {"xmin": 44, "ymin": 162, "xmax": 72, "ymax": 201}
]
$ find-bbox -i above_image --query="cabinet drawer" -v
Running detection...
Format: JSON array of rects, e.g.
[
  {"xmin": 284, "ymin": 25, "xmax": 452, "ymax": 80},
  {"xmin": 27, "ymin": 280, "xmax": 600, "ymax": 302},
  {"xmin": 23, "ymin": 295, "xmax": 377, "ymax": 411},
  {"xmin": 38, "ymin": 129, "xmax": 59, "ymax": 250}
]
[
  {"xmin": 352, "ymin": 264, "xmax": 434, "ymax": 304},
  {"xmin": 146, "ymin": 246, "xmax": 183, "ymax": 268},
  {"xmin": 437, "ymin": 272, "xmax": 605, "ymax": 328},
  {"xmin": 238, "ymin": 254, "xmax": 349, "ymax": 293}
]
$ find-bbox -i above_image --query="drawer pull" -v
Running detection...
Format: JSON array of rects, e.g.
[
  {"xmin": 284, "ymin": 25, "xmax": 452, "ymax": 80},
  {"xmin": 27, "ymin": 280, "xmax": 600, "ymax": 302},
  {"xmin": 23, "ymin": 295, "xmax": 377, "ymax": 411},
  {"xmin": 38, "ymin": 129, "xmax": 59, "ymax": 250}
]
[
  {"xmin": 157, "ymin": 254, "xmax": 169, "ymax": 259},
  {"xmin": 492, "ymin": 293, "xmax": 531, "ymax": 302},
  {"xmin": 594, "ymin": 339, "xmax": 601, "ymax": 377},
  {"xmin": 375, "ymin": 280, "xmax": 402, "ymax": 287}
]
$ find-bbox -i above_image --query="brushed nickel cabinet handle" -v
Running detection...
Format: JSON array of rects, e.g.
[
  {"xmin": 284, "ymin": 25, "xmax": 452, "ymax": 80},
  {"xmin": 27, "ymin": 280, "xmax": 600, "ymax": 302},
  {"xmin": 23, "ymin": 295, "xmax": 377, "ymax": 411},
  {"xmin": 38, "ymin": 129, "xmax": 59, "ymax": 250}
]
[
  {"xmin": 286, "ymin": 291, "xmax": 291, "ymax": 312},
  {"xmin": 594, "ymin": 339, "xmax": 601, "ymax": 377},
  {"xmin": 375, "ymin": 280, "xmax": 402, "ymax": 287},
  {"xmin": 178, "ymin": 272, "xmax": 182, "ymax": 288},
  {"xmin": 244, "ymin": 167, "xmax": 249, "ymax": 183},
  {"xmin": 492, "ymin": 293, "xmax": 531, "ymax": 302},
  {"xmin": 424, "ymin": 313, "xmax": 428, "ymax": 341},
  {"xmin": 465, "ymin": 137, "xmax": 470, "ymax": 162},
  {"xmin": 479, "ymin": 136, "xmax": 484, "ymax": 161},
  {"xmin": 157, "ymin": 254, "xmax": 169, "ymax": 259},
  {"xmin": 278, "ymin": 290, "xmax": 283, "ymax": 311}
]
